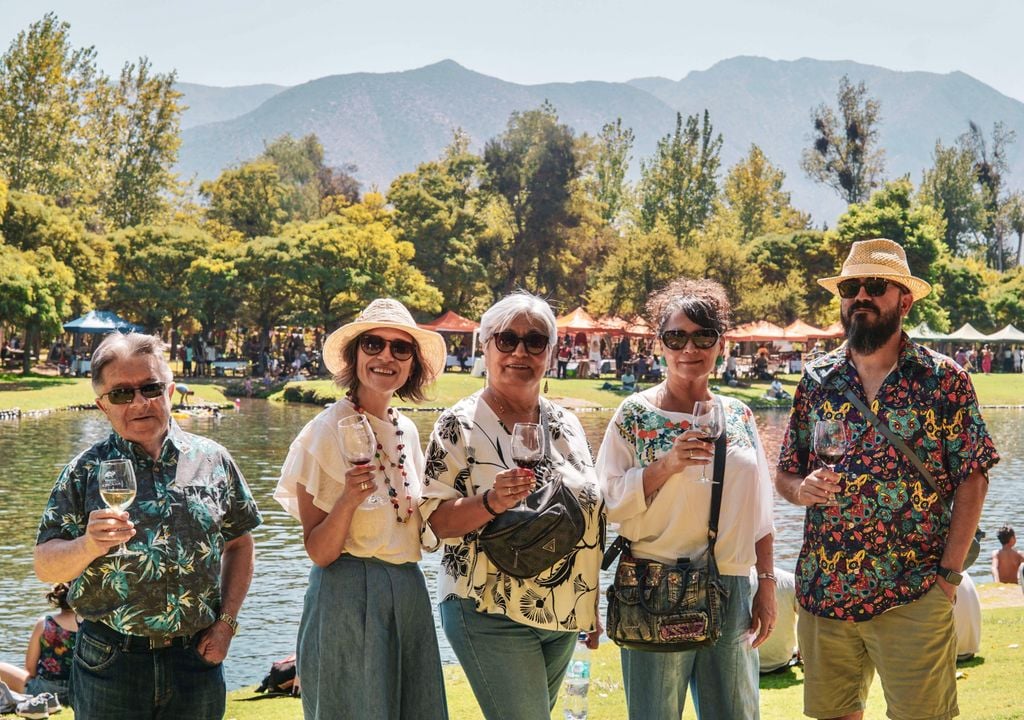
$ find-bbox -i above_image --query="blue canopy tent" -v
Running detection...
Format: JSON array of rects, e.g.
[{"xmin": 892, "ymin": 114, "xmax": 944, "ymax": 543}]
[{"xmin": 62, "ymin": 310, "xmax": 144, "ymax": 335}]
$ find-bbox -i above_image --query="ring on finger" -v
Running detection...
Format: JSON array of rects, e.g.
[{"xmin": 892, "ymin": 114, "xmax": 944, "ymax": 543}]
[{"xmin": 360, "ymin": 481, "xmax": 370, "ymax": 490}]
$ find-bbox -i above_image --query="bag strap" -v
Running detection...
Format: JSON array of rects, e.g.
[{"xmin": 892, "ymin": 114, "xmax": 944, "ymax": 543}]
[
  {"xmin": 601, "ymin": 405, "xmax": 728, "ymax": 570},
  {"xmin": 805, "ymin": 362, "xmax": 949, "ymax": 514}
]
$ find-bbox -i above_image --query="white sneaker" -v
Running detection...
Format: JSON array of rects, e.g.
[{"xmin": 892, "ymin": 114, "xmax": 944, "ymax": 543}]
[
  {"xmin": 35, "ymin": 693, "xmax": 62, "ymax": 714},
  {"xmin": 15, "ymin": 695, "xmax": 50, "ymax": 719}
]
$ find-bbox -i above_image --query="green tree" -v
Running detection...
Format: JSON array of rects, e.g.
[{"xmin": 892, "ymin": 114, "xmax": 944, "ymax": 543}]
[
  {"xmin": 964, "ymin": 121, "xmax": 1016, "ymax": 269},
  {"xmin": 801, "ymin": 75, "xmax": 885, "ymax": 205},
  {"xmin": 590, "ymin": 118, "xmax": 635, "ymax": 226},
  {"xmin": 833, "ymin": 179, "xmax": 948, "ymax": 329},
  {"xmin": 639, "ymin": 110, "xmax": 722, "ymax": 243},
  {"xmin": 587, "ymin": 226, "xmax": 687, "ymax": 318},
  {"xmin": 388, "ymin": 133, "xmax": 489, "ymax": 315},
  {"xmin": 932, "ymin": 256, "xmax": 990, "ymax": 330},
  {"xmin": 481, "ymin": 103, "xmax": 581, "ymax": 295},
  {"xmin": 105, "ymin": 224, "xmax": 211, "ymax": 336},
  {"xmin": 0, "ymin": 244, "xmax": 74, "ymax": 370},
  {"xmin": 918, "ymin": 139, "xmax": 986, "ymax": 256},
  {"xmin": 723, "ymin": 144, "xmax": 808, "ymax": 242},
  {"xmin": 185, "ymin": 252, "xmax": 238, "ymax": 339},
  {"xmin": 986, "ymin": 266, "xmax": 1024, "ymax": 329},
  {"xmin": 0, "ymin": 13, "xmax": 98, "ymax": 199},
  {"xmin": 233, "ymin": 235, "xmax": 300, "ymax": 352},
  {"xmin": 745, "ymin": 230, "xmax": 834, "ymax": 324},
  {"xmin": 200, "ymin": 160, "xmax": 288, "ymax": 238},
  {"xmin": 1002, "ymin": 191, "xmax": 1024, "ymax": 266},
  {"xmin": 96, "ymin": 59, "xmax": 183, "ymax": 228}
]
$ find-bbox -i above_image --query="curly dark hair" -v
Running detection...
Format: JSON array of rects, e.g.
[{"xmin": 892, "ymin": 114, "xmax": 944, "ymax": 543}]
[
  {"xmin": 332, "ymin": 333, "xmax": 430, "ymax": 403},
  {"xmin": 997, "ymin": 525, "xmax": 1015, "ymax": 546},
  {"xmin": 646, "ymin": 278, "xmax": 732, "ymax": 335},
  {"xmin": 46, "ymin": 583, "xmax": 71, "ymax": 611}
]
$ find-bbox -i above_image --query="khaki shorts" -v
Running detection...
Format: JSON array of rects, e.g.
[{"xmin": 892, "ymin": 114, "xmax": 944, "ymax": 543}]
[{"xmin": 798, "ymin": 585, "xmax": 958, "ymax": 720}]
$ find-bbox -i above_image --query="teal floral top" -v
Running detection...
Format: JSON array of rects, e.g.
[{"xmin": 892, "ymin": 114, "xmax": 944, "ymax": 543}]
[
  {"xmin": 36, "ymin": 422, "xmax": 262, "ymax": 637},
  {"xmin": 778, "ymin": 336, "xmax": 998, "ymax": 621}
]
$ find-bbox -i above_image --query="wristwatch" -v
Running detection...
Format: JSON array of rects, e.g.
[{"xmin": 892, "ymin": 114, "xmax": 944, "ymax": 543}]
[
  {"xmin": 936, "ymin": 566, "xmax": 963, "ymax": 586},
  {"xmin": 218, "ymin": 612, "xmax": 239, "ymax": 635}
]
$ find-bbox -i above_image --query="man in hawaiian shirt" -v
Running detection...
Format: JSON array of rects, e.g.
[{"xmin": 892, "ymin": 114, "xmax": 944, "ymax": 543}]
[
  {"xmin": 775, "ymin": 238, "xmax": 997, "ymax": 720},
  {"xmin": 34, "ymin": 333, "xmax": 262, "ymax": 720}
]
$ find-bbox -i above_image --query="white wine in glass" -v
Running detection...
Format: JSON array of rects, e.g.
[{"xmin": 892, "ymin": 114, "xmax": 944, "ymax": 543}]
[
  {"xmin": 691, "ymin": 399, "xmax": 725, "ymax": 484},
  {"xmin": 337, "ymin": 415, "xmax": 384, "ymax": 506},
  {"xmin": 98, "ymin": 459, "xmax": 136, "ymax": 557},
  {"xmin": 812, "ymin": 419, "xmax": 850, "ymax": 507}
]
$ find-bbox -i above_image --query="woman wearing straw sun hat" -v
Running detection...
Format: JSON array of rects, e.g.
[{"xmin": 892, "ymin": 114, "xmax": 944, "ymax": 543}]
[{"xmin": 274, "ymin": 298, "xmax": 449, "ymax": 720}]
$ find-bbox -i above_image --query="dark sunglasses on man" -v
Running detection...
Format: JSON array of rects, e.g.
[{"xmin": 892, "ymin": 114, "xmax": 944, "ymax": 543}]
[
  {"xmin": 836, "ymin": 277, "xmax": 907, "ymax": 299},
  {"xmin": 490, "ymin": 330, "xmax": 550, "ymax": 356},
  {"xmin": 358, "ymin": 333, "xmax": 416, "ymax": 361},
  {"xmin": 660, "ymin": 328, "xmax": 720, "ymax": 350},
  {"xmin": 99, "ymin": 382, "xmax": 167, "ymax": 405}
]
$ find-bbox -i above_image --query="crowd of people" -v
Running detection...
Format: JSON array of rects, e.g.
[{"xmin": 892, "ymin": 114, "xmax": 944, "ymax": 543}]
[{"xmin": 10, "ymin": 237, "xmax": 1010, "ymax": 720}]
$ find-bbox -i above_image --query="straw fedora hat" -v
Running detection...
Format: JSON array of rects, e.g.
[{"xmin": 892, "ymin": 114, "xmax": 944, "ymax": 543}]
[
  {"xmin": 818, "ymin": 238, "xmax": 931, "ymax": 301},
  {"xmin": 322, "ymin": 298, "xmax": 447, "ymax": 380}
]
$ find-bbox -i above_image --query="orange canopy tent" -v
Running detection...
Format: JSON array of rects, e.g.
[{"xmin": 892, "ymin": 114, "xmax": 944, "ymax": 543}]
[
  {"xmin": 419, "ymin": 310, "xmax": 479, "ymax": 333},
  {"xmin": 820, "ymin": 320, "xmax": 845, "ymax": 339},
  {"xmin": 783, "ymin": 319, "xmax": 831, "ymax": 342},
  {"xmin": 556, "ymin": 307, "xmax": 607, "ymax": 334},
  {"xmin": 724, "ymin": 321, "xmax": 786, "ymax": 343}
]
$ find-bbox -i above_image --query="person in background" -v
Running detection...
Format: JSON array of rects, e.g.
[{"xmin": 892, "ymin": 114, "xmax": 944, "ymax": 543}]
[
  {"xmin": 757, "ymin": 568, "xmax": 800, "ymax": 674},
  {"xmin": 992, "ymin": 525, "xmax": 1024, "ymax": 584},
  {"xmin": 0, "ymin": 584, "xmax": 78, "ymax": 707},
  {"xmin": 556, "ymin": 341, "xmax": 571, "ymax": 379},
  {"xmin": 275, "ymin": 299, "xmax": 449, "ymax": 720},
  {"xmin": 953, "ymin": 575, "xmax": 981, "ymax": 662},
  {"xmin": 34, "ymin": 332, "xmax": 261, "ymax": 720}
]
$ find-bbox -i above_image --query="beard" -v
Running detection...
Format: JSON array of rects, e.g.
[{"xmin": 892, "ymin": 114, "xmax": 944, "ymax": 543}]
[{"xmin": 841, "ymin": 300, "xmax": 903, "ymax": 354}]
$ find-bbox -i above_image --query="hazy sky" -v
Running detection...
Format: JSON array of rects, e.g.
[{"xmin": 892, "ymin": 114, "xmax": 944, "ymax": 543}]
[{"xmin": 2, "ymin": 0, "xmax": 1022, "ymax": 102}]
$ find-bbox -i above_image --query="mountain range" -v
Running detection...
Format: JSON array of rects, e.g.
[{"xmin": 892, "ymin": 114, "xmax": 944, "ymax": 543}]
[{"xmin": 175, "ymin": 56, "xmax": 1024, "ymax": 225}]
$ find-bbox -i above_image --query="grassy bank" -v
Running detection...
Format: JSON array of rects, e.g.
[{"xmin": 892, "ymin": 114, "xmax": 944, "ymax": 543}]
[
  {"xmin": 0, "ymin": 373, "xmax": 229, "ymax": 412},
  {"xmin": 160, "ymin": 589, "xmax": 1024, "ymax": 719}
]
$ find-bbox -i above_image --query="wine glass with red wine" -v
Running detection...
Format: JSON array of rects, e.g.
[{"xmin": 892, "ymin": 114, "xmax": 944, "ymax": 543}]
[
  {"xmin": 812, "ymin": 419, "xmax": 849, "ymax": 507},
  {"xmin": 337, "ymin": 415, "xmax": 384, "ymax": 506},
  {"xmin": 691, "ymin": 399, "xmax": 724, "ymax": 484},
  {"xmin": 511, "ymin": 422, "xmax": 544, "ymax": 471}
]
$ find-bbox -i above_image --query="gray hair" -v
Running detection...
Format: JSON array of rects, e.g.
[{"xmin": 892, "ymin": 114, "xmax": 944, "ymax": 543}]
[
  {"xmin": 91, "ymin": 333, "xmax": 173, "ymax": 392},
  {"xmin": 479, "ymin": 291, "xmax": 558, "ymax": 350}
]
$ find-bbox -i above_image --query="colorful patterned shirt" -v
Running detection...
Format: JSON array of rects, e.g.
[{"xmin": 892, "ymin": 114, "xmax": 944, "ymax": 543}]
[
  {"xmin": 36, "ymin": 615, "xmax": 75, "ymax": 681},
  {"xmin": 36, "ymin": 422, "xmax": 262, "ymax": 637},
  {"xmin": 778, "ymin": 335, "xmax": 998, "ymax": 621}
]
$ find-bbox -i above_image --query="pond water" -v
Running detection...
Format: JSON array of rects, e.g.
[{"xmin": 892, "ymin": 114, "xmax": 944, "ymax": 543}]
[{"xmin": 1, "ymin": 400, "xmax": 1021, "ymax": 690}]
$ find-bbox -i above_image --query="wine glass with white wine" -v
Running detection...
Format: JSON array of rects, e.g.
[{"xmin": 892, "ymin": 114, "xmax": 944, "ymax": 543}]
[{"xmin": 98, "ymin": 458, "xmax": 137, "ymax": 556}]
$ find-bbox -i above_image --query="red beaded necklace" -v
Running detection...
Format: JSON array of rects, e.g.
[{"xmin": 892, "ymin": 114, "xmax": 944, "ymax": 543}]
[{"xmin": 348, "ymin": 392, "xmax": 414, "ymax": 524}]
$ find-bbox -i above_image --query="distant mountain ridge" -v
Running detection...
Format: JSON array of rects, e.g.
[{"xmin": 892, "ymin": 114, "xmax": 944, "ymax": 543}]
[{"xmin": 175, "ymin": 57, "xmax": 1024, "ymax": 224}]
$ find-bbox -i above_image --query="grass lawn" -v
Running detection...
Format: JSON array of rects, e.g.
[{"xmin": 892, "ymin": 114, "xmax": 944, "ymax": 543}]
[
  {"xmin": 0, "ymin": 373, "xmax": 229, "ymax": 412},
  {"xmin": 221, "ymin": 590, "xmax": 1021, "ymax": 719}
]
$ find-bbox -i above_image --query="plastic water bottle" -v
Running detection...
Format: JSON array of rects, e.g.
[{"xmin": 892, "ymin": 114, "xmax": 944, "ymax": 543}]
[{"xmin": 563, "ymin": 632, "xmax": 590, "ymax": 720}]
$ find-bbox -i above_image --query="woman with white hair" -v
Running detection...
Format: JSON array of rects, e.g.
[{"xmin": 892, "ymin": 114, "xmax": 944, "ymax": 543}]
[{"xmin": 421, "ymin": 292, "xmax": 605, "ymax": 720}]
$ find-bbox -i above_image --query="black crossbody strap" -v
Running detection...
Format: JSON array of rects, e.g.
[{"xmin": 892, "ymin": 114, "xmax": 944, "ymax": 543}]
[{"xmin": 805, "ymin": 363, "xmax": 948, "ymax": 513}]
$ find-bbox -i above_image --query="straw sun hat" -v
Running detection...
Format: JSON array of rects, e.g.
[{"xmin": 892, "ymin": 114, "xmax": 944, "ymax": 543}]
[
  {"xmin": 817, "ymin": 238, "xmax": 932, "ymax": 302},
  {"xmin": 322, "ymin": 298, "xmax": 447, "ymax": 380}
]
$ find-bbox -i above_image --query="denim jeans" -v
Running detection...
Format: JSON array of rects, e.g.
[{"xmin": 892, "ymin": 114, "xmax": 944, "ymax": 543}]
[
  {"xmin": 621, "ymin": 574, "xmax": 759, "ymax": 720},
  {"xmin": 441, "ymin": 597, "xmax": 577, "ymax": 720},
  {"xmin": 70, "ymin": 623, "xmax": 225, "ymax": 720}
]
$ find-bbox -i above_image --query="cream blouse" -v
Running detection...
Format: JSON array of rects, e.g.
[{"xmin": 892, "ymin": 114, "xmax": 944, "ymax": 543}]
[
  {"xmin": 595, "ymin": 393, "xmax": 774, "ymax": 575},
  {"xmin": 274, "ymin": 398, "xmax": 426, "ymax": 564},
  {"xmin": 420, "ymin": 391, "xmax": 604, "ymax": 633}
]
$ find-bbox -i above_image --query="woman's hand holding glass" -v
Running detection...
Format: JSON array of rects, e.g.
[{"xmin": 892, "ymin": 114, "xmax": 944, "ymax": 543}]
[
  {"xmin": 337, "ymin": 415, "xmax": 384, "ymax": 507},
  {"xmin": 489, "ymin": 467, "xmax": 536, "ymax": 512}
]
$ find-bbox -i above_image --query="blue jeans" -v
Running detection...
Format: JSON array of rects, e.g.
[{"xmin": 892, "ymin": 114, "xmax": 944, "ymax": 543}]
[
  {"xmin": 441, "ymin": 597, "xmax": 576, "ymax": 720},
  {"xmin": 621, "ymin": 574, "xmax": 759, "ymax": 720},
  {"xmin": 70, "ymin": 623, "xmax": 225, "ymax": 720}
]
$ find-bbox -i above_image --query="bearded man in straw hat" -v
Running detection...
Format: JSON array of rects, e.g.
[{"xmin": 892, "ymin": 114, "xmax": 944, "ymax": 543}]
[{"xmin": 775, "ymin": 238, "xmax": 998, "ymax": 720}]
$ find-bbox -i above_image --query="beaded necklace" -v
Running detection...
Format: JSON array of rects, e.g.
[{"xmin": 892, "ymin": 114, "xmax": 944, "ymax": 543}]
[{"xmin": 347, "ymin": 392, "xmax": 414, "ymax": 524}]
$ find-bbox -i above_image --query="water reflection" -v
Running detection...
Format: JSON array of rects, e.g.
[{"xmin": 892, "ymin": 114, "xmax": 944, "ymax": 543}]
[{"xmin": 0, "ymin": 400, "xmax": 1020, "ymax": 689}]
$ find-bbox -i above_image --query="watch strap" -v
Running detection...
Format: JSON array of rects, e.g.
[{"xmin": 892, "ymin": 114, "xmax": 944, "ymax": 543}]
[{"xmin": 218, "ymin": 612, "xmax": 239, "ymax": 635}]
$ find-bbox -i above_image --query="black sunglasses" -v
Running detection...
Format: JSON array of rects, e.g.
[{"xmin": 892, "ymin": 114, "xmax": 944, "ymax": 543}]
[
  {"xmin": 837, "ymin": 277, "xmax": 905, "ymax": 299},
  {"xmin": 660, "ymin": 328, "xmax": 720, "ymax": 350},
  {"xmin": 358, "ymin": 333, "xmax": 416, "ymax": 361},
  {"xmin": 491, "ymin": 331, "xmax": 550, "ymax": 356},
  {"xmin": 99, "ymin": 382, "xmax": 167, "ymax": 405}
]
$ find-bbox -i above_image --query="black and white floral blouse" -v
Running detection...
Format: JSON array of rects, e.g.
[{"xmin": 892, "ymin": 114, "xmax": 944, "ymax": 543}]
[{"xmin": 420, "ymin": 391, "xmax": 605, "ymax": 632}]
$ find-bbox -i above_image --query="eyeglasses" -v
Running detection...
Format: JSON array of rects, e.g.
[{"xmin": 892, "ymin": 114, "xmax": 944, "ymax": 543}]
[
  {"xmin": 837, "ymin": 277, "xmax": 905, "ymax": 299},
  {"xmin": 358, "ymin": 334, "xmax": 415, "ymax": 361},
  {"xmin": 490, "ymin": 331, "xmax": 550, "ymax": 356},
  {"xmin": 99, "ymin": 382, "xmax": 167, "ymax": 405},
  {"xmin": 660, "ymin": 329, "xmax": 720, "ymax": 350}
]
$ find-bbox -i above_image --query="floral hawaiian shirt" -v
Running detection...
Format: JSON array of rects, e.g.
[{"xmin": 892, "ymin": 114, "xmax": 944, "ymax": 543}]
[
  {"xmin": 36, "ymin": 422, "xmax": 262, "ymax": 637},
  {"xmin": 778, "ymin": 335, "xmax": 998, "ymax": 621}
]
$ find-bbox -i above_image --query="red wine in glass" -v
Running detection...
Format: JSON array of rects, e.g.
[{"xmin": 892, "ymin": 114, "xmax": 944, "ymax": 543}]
[{"xmin": 812, "ymin": 419, "xmax": 849, "ymax": 507}]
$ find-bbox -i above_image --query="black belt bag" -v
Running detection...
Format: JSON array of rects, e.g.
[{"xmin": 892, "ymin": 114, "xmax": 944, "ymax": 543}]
[{"xmin": 605, "ymin": 430, "xmax": 729, "ymax": 652}]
